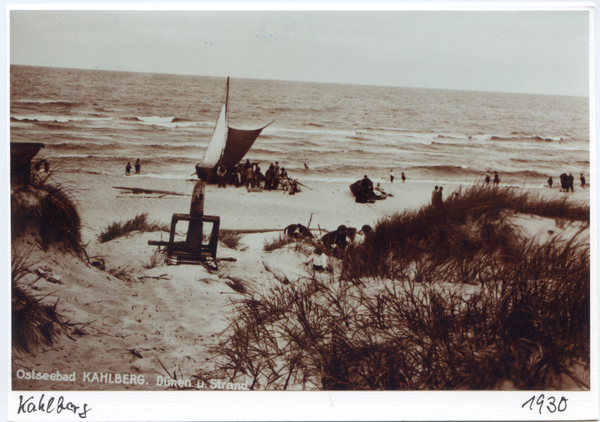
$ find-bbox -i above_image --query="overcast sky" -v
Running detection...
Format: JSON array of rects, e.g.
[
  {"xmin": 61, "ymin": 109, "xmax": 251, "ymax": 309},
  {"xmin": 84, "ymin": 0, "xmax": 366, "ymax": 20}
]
[{"xmin": 9, "ymin": 9, "xmax": 590, "ymax": 96}]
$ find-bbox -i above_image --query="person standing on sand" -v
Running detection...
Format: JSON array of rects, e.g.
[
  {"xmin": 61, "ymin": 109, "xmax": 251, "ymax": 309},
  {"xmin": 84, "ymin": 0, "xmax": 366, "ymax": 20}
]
[
  {"xmin": 390, "ymin": 169, "xmax": 395, "ymax": 183},
  {"xmin": 567, "ymin": 173, "xmax": 575, "ymax": 192},
  {"xmin": 493, "ymin": 171, "xmax": 500, "ymax": 187},
  {"xmin": 264, "ymin": 164, "xmax": 274, "ymax": 190},
  {"xmin": 436, "ymin": 187, "xmax": 444, "ymax": 208},
  {"xmin": 125, "ymin": 162, "xmax": 131, "ymax": 175},
  {"xmin": 216, "ymin": 162, "xmax": 227, "ymax": 188},
  {"xmin": 559, "ymin": 172, "xmax": 568, "ymax": 191},
  {"xmin": 272, "ymin": 166, "xmax": 280, "ymax": 190},
  {"xmin": 135, "ymin": 158, "xmax": 141, "ymax": 174},
  {"xmin": 432, "ymin": 186, "xmax": 439, "ymax": 206},
  {"xmin": 245, "ymin": 164, "xmax": 254, "ymax": 189},
  {"xmin": 485, "ymin": 171, "xmax": 491, "ymax": 185},
  {"xmin": 401, "ymin": 172, "xmax": 406, "ymax": 182},
  {"xmin": 580, "ymin": 173, "xmax": 586, "ymax": 189},
  {"xmin": 547, "ymin": 176, "xmax": 553, "ymax": 188}
]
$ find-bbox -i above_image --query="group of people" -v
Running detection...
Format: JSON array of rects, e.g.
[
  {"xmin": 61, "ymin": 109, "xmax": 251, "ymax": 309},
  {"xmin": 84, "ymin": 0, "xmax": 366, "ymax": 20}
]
[
  {"xmin": 352, "ymin": 175, "xmax": 394, "ymax": 203},
  {"xmin": 215, "ymin": 159, "xmax": 299, "ymax": 193},
  {"xmin": 547, "ymin": 173, "xmax": 586, "ymax": 192},
  {"xmin": 125, "ymin": 159, "xmax": 141, "ymax": 176},
  {"xmin": 319, "ymin": 224, "xmax": 374, "ymax": 260},
  {"xmin": 389, "ymin": 169, "xmax": 406, "ymax": 183},
  {"xmin": 431, "ymin": 186, "xmax": 444, "ymax": 208},
  {"xmin": 484, "ymin": 171, "xmax": 501, "ymax": 187},
  {"xmin": 282, "ymin": 223, "xmax": 374, "ymax": 269}
]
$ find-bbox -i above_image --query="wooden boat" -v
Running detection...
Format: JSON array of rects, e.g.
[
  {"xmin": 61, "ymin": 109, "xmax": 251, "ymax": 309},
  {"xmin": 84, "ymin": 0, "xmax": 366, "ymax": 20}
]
[{"xmin": 195, "ymin": 77, "xmax": 271, "ymax": 182}]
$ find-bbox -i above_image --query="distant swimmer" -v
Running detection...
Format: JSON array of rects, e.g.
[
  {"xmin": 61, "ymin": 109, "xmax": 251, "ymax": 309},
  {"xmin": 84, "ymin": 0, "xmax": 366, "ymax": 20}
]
[
  {"xmin": 135, "ymin": 158, "xmax": 141, "ymax": 174},
  {"xmin": 493, "ymin": 171, "xmax": 500, "ymax": 187},
  {"xmin": 401, "ymin": 172, "xmax": 406, "ymax": 183},
  {"xmin": 126, "ymin": 162, "xmax": 131, "ymax": 176},
  {"xmin": 390, "ymin": 169, "xmax": 395, "ymax": 183},
  {"xmin": 580, "ymin": 173, "xmax": 586, "ymax": 189},
  {"xmin": 547, "ymin": 176, "xmax": 553, "ymax": 188}
]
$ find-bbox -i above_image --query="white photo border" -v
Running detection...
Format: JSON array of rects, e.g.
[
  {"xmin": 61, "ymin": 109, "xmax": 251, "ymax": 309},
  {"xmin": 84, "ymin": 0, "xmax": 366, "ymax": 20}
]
[{"xmin": 2, "ymin": 1, "xmax": 598, "ymax": 421}]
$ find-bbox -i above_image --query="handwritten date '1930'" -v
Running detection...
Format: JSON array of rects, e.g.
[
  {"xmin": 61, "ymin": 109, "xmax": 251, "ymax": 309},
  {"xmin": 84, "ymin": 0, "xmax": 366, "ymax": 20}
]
[{"xmin": 522, "ymin": 394, "xmax": 567, "ymax": 414}]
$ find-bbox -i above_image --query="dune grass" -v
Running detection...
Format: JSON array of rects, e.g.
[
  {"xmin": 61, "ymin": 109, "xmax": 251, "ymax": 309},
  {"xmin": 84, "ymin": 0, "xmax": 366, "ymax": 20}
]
[
  {"xmin": 98, "ymin": 213, "xmax": 170, "ymax": 243},
  {"xmin": 214, "ymin": 184, "xmax": 590, "ymax": 390},
  {"xmin": 219, "ymin": 230, "xmax": 243, "ymax": 250},
  {"xmin": 11, "ymin": 249, "xmax": 63, "ymax": 353},
  {"xmin": 11, "ymin": 168, "xmax": 82, "ymax": 251}
]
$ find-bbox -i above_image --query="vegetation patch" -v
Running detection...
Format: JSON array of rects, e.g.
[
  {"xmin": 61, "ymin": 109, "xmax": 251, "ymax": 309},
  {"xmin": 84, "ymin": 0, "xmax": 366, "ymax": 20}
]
[
  {"xmin": 219, "ymin": 230, "xmax": 243, "ymax": 250},
  {"xmin": 214, "ymin": 185, "xmax": 590, "ymax": 390},
  {"xmin": 11, "ymin": 171, "xmax": 82, "ymax": 251},
  {"xmin": 11, "ymin": 249, "xmax": 63, "ymax": 353},
  {"xmin": 98, "ymin": 213, "xmax": 170, "ymax": 243}
]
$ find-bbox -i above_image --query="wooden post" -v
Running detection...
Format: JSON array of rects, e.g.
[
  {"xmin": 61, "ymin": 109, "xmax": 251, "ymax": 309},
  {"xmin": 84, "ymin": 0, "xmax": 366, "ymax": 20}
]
[{"xmin": 186, "ymin": 181, "xmax": 205, "ymax": 252}]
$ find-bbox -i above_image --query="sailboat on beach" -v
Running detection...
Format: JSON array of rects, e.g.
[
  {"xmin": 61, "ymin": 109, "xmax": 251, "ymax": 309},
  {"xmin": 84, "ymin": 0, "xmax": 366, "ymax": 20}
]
[{"xmin": 195, "ymin": 77, "xmax": 272, "ymax": 182}]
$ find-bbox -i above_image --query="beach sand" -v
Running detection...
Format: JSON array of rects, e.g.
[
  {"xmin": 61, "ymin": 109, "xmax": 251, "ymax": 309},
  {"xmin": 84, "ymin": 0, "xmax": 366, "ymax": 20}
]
[{"xmin": 12, "ymin": 171, "xmax": 591, "ymax": 390}]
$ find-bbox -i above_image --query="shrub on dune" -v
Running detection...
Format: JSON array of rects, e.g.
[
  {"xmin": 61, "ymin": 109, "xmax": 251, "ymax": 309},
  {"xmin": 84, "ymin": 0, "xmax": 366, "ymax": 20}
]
[
  {"xmin": 11, "ymin": 171, "xmax": 82, "ymax": 251},
  {"xmin": 11, "ymin": 249, "xmax": 63, "ymax": 353},
  {"xmin": 98, "ymin": 213, "xmax": 170, "ymax": 243},
  {"xmin": 214, "ymin": 185, "xmax": 590, "ymax": 390}
]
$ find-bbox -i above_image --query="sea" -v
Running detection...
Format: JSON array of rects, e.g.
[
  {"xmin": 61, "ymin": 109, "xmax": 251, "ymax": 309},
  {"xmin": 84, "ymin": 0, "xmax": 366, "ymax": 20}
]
[{"xmin": 9, "ymin": 65, "xmax": 590, "ymax": 187}]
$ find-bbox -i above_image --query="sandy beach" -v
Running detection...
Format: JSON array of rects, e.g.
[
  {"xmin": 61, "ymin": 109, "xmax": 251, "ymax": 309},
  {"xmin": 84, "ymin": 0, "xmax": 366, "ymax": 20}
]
[{"xmin": 11, "ymin": 170, "xmax": 591, "ymax": 391}]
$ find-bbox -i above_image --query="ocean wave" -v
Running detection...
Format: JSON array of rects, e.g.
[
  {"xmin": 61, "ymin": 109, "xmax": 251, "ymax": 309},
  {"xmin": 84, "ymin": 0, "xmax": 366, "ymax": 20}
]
[
  {"xmin": 10, "ymin": 115, "xmax": 113, "ymax": 123},
  {"xmin": 14, "ymin": 99, "xmax": 81, "ymax": 107}
]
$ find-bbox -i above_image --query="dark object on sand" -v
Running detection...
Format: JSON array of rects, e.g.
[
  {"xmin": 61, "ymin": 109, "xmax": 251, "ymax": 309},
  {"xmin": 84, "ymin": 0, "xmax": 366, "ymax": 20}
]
[
  {"xmin": 195, "ymin": 77, "xmax": 273, "ymax": 183},
  {"xmin": 10, "ymin": 142, "xmax": 45, "ymax": 186},
  {"xmin": 350, "ymin": 176, "xmax": 386, "ymax": 203},
  {"xmin": 284, "ymin": 224, "xmax": 314, "ymax": 238},
  {"xmin": 148, "ymin": 181, "xmax": 221, "ymax": 269},
  {"xmin": 113, "ymin": 186, "xmax": 186, "ymax": 196}
]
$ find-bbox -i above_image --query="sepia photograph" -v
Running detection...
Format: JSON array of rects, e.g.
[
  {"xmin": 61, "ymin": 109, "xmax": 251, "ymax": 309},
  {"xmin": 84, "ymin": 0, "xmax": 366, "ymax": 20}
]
[{"xmin": 6, "ymin": 4, "xmax": 596, "ymax": 420}]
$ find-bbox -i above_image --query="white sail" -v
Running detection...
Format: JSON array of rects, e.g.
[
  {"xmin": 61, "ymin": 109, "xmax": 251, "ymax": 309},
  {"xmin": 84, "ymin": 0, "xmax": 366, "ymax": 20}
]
[{"xmin": 199, "ymin": 78, "xmax": 229, "ymax": 168}]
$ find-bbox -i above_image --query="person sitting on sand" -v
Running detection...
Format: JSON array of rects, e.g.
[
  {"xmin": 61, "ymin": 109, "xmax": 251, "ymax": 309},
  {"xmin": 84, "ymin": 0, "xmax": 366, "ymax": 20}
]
[
  {"xmin": 126, "ymin": 162, "xmax": 131, "ymax": 175},
  {"xmin": 580, "ymin": 173, "xmax": 586, "ymax": 189},
  {"xmin": 307, "ymin": 245, "xmax": 331, "ymax": 272},
  {"xmin": 321, "ymin": 225, "xmax": 348, "ymax": 258},
  {"xmin": 375, "ymin": 183, "xmax": 393, "ymax": 198},
  {"xmin": 359, "ymin": 225, "xmax": 374, "ymax": 244},
  {"xmin": 547, "ymin": 176, "xmax": 553, "ymax": 188},
  {"xmin": 304, "ymin": 163, "xmax": 309, "ymax": 170},
  {"xmin": 355, "ymin": 175, "xmax": 375, "ymax": 203},
  {"xmin": 289, "ymin": 179, "xmax": 301, "ymax": 195}
]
